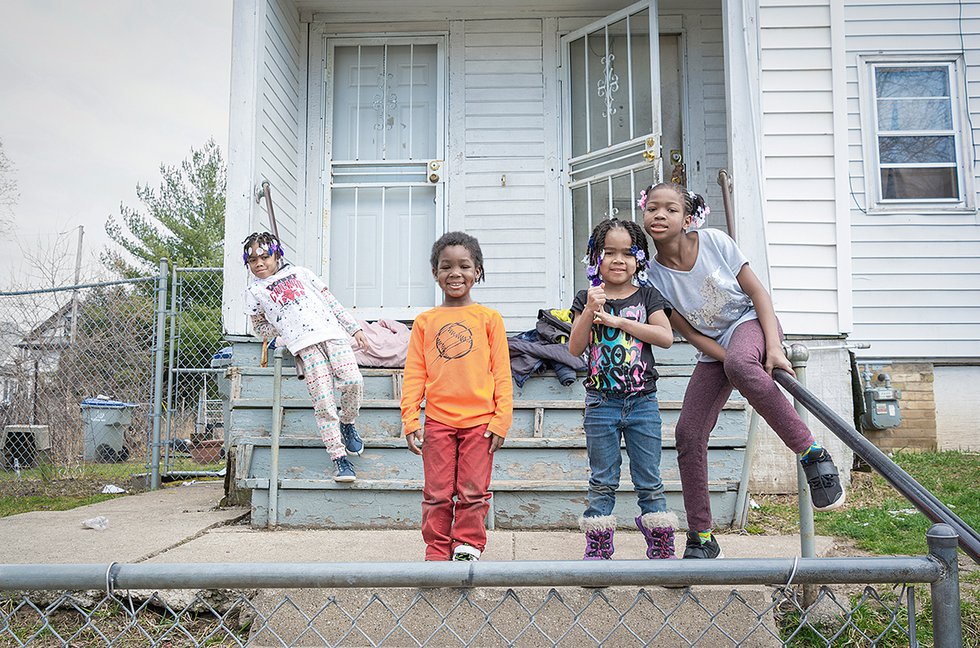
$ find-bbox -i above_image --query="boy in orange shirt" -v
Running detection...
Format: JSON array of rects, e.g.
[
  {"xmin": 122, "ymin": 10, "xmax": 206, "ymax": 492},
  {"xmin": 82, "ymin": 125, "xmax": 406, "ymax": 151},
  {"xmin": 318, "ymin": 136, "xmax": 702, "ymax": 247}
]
[{"xmin": 401, "ymin": 232, "xmax": 513, "ymax": 561}]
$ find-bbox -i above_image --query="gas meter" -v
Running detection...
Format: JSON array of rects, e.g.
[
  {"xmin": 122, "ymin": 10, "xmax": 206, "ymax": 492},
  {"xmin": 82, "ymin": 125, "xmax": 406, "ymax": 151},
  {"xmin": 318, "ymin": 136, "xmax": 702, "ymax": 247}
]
[{"xmin": 860, "ymin": 369, "xmax": 902, "ymax": 431}]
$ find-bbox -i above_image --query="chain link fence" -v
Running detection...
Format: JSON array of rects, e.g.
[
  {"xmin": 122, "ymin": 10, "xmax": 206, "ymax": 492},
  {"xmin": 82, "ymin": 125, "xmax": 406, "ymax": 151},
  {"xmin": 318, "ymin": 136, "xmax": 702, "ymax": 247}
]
[
  {"xmin": 0, "ymin": 545, "xmax": 964, "ymax": 647},
  {"xmin": 0, "ymin": 276, "xmax": 161, "ymax": 492},
  {"xmin": 0, "ymin": 265, "xmax": 225, "ymax": 496},
  {"xmin": 161, "ymin": 268, "xmax": 225, "ymax": 477}
]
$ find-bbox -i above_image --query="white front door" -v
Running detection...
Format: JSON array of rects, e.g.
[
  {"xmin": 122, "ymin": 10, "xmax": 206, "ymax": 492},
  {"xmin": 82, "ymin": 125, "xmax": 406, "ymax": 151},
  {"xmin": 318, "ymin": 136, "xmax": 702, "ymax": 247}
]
[
  {"xmin": 325, "ymin": 38, "xmax": 446, "ymax": 318},
  {"xmin": 561, "ymin": 1, "xmax": 663, "ymax": 292}
]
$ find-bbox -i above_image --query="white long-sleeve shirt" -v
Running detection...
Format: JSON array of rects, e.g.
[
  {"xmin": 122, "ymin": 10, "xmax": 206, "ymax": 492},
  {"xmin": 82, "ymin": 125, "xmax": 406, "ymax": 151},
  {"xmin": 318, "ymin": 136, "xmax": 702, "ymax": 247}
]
[{"xmin": 243, "ymin": 264, "xmax": 360, "ymax": 354}]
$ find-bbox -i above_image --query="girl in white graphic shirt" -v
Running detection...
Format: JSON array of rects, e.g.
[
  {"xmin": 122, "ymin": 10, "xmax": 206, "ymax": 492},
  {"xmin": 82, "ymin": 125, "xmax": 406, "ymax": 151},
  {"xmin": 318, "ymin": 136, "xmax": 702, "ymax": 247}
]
[{"xmin": 243, "ymin": 231, "xmax": 368, "ymax": 482}]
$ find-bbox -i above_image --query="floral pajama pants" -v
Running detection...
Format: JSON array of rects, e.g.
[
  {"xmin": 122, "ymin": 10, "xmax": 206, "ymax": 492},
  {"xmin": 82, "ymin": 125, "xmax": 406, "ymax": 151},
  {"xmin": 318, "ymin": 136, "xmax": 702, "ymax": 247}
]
[{"xmin": 299, "ymin": 340, "xmax": 363, "ymax": 459}]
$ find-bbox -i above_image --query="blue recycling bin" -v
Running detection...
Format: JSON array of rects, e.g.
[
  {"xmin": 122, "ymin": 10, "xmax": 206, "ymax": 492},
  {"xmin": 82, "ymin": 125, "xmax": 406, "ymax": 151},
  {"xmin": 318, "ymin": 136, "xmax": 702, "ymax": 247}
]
[{"xmin": 80, "ymin": 398, "xmax": 136, "ymax": 462}]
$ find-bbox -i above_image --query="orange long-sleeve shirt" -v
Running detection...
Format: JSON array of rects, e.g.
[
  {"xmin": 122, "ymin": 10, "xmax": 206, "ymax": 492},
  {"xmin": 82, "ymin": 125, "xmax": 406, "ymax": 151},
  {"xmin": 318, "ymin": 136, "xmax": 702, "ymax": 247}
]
[{"xmin": 400, "ymin": 303, "xmax": 513, "ymax": 437}]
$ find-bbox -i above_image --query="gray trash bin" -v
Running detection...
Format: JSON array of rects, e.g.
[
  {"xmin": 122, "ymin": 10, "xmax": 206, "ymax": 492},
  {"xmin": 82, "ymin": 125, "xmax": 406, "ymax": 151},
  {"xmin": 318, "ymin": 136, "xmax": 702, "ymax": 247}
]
[{"xmin": 80, "ymin": 398, "xmax": 136, "ymax": 462}]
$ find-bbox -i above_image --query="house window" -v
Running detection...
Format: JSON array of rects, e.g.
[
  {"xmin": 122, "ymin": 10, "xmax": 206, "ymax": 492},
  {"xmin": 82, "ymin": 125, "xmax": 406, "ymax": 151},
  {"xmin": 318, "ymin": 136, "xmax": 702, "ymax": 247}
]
[{"xmin": 866, "ymin": 59, "xmax": 971, "ymax": 209}]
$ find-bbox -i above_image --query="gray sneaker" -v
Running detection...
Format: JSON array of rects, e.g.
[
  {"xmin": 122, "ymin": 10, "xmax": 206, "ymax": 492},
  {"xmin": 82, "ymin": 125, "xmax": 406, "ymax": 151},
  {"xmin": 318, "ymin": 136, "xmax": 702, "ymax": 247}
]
[
  {"xmin": 683, "ymin": 532, "xmax": 723, "ymax": 559},
  {"xmin": 801, "ymin": 448, "xmax": 846, "ymax": 511},
  {"xmin": 333, "ymin": 456, "xmax": 356, "ymax": 483}
]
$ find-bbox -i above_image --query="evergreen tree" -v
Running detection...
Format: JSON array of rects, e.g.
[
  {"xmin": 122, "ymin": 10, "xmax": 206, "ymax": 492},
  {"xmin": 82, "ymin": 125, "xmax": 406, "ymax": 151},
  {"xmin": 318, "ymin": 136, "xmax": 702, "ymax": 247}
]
[{"xmin": 105, "ymin": 139, "xmax": 225, "ymax": 276}]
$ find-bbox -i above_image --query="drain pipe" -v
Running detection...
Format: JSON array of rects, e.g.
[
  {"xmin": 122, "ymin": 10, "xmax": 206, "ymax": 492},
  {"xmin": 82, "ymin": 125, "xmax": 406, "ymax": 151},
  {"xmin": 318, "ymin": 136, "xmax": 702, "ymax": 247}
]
[
  {"xmin": 268, "ymin": 347, "xmax": 284, "ymax": 528},
  {"xmin": 732, "ymin": 409, "xmax": 761, "ymax": 529}
]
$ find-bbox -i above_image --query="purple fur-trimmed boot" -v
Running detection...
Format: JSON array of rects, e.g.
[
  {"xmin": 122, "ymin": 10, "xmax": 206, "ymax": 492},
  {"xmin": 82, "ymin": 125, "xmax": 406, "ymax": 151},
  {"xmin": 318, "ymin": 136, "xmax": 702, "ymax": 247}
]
[
  {"xmin": 581, "ymin": 515, "xmax": 616, "ymax": 560},
  {"xmin": 635, "ymin": 511, "xmax": 679, "ymax": 559}
]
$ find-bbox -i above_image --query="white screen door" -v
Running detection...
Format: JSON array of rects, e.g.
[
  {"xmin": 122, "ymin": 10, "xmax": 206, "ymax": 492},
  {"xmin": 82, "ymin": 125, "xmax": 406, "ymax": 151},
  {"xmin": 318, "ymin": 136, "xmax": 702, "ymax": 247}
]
[
  {"xmin": 561, "ymin": 1, "xmax": 662, "ymax": 291},
  {"xmin": 325, "ymin": 38, "xmax": 445, "ymax": 318}
]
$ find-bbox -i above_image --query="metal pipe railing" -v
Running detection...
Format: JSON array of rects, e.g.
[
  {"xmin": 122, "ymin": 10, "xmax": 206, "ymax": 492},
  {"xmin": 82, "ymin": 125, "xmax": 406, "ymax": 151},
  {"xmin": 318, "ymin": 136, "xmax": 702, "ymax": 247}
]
[
  {"xmin": 717, "ymin": 169, "xmax": 736, "ymax": 239},
  {"xmin": 267, "ymin": 346, "xmax": 285, "ymax": 528},
  {"xmin": 0, "ymin": 555, "xmax": 942, "ymax": 591},
  {"xmin": 773, "ymin": 367, "xmax": 980, "ymax": 564}
]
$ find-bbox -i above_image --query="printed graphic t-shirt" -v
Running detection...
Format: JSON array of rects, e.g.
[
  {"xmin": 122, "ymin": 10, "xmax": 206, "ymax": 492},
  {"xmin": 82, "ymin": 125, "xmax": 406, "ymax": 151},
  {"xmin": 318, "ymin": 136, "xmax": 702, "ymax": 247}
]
[
  {"xmin": 400, "ymin": 303, "xmax": 513, "ymax": 437},
  {"xmin": 243, "ymin": 264, "xmax": 360, "ymax": 354},
  {"xmin": 571, "ymin": 286, "xmax": 669, "ymax": 394},
  {"xmin": 646, "ymin": 228, "xmax": 757, "ymax": 362}
]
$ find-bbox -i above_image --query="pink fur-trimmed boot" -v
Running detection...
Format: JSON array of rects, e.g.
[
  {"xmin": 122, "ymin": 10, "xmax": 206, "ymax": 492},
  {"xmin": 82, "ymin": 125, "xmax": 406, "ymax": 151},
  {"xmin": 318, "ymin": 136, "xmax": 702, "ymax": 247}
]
[
  {"xmin": 635, "ymin": 511, "xmax": 679, "ymax": 559},
  {"xmin": 581, "ymin": 515, "xmax": 616, "ymax": 560}
]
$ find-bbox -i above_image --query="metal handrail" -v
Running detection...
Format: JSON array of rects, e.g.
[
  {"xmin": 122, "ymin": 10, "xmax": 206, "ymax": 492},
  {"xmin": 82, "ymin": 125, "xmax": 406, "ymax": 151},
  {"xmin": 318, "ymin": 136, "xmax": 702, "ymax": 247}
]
[
  {"xmin": 717, "ymin": 169, "xmax": 736, "ymax": 240},
  {"xmin": 773, "ymin": 368, "xmax": 980, "ymax": 564}
]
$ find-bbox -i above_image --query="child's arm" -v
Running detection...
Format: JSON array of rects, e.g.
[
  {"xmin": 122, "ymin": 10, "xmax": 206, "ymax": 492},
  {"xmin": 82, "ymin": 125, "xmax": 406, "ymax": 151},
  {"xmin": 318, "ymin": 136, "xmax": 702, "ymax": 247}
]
[
  {"xmin": 669, "ymin": 311, "xmax": 727, "ymax": 362},
  {"xmin": 250, "ymin": 313, "xmax": 279, "ymax": 339},
  {"xmin": 484, "ymin": 312, "xmax": 513, "ymax": 453},
  {"xmin": 736, "ymin": 265, "xmax": 793, "ymax": 375},
  {"xmin": 400, "ymin": 322, "xmax": 427, "ymax": 455},
  {"xmin": 568, "ymin": 286, "xmax": 605, "ymax": 356},
  {"xmin": 594, "ymin": 308, "xmax": 673, "ymax": 349},
  {"xmin": 319, "ymin": 286, "xmax": 368, "ymax": 348}
]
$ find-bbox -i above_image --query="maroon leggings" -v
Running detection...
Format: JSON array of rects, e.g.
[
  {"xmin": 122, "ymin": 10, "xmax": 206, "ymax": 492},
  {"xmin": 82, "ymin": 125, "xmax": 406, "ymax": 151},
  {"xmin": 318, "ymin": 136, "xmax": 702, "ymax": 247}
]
[{"xmin": 676, "ymin": 319, "xmax": 814, "ymax": 532}]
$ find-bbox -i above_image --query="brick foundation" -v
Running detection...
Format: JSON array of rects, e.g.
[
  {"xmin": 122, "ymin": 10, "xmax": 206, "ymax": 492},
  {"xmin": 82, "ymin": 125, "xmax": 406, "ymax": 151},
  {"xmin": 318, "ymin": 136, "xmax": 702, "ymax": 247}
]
[{"xmin": 860, "ymin": 362, "xmax": 937, "ymax": 452}]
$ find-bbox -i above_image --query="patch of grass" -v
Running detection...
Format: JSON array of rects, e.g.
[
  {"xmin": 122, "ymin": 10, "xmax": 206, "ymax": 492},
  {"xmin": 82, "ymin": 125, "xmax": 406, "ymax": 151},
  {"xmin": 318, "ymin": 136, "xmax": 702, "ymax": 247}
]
[
  {"xmin": 749, "ymin": 450, "xmax": 980, "ymax": 647},
  {"xmin": 749, "ymin": 450, "xmax": 980, "ymax": 556},
  {"xmin": 0, "ymin": 493, "xmax": 122, "ymax": 518}
]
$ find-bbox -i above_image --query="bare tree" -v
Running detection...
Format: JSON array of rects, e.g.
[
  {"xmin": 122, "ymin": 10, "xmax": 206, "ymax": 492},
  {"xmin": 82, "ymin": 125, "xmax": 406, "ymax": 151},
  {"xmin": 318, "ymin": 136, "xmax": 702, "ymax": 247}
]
[{"xmin": 0, "ymin": 138, "xmax": 17, "ymax": 234}]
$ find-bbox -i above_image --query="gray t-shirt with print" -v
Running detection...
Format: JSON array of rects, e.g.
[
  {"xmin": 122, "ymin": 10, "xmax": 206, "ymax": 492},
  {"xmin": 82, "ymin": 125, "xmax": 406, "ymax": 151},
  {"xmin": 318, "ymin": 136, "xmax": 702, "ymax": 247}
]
[{"xmin": 647, "ymin": 228, "xmax": 757, "ymax": 362}]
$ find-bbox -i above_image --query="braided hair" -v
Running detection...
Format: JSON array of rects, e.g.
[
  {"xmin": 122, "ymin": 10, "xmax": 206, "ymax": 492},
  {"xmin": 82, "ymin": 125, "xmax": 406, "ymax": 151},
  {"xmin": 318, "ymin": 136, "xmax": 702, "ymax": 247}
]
[
  {"xmin": 642, "ymin": 182, "xmax": 710, "ymax": 228},
  {"xmin": 430, "ymin": 231, "xmax": 485, "ymax": 283},
  {"xmin": 242, "ymin": 231, "xmax": 285, "ymax": 267},
  {"xmin": 583, "ymin": 218, "xmax": 650, "ymax": 286}
]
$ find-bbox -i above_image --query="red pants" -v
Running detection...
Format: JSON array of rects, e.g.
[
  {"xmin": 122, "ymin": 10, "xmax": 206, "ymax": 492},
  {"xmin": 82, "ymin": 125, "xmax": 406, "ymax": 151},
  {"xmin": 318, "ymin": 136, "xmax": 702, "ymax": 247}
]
[{"xmin": 420, "ymin": 418, "xmax": 493, "ymax": 561}]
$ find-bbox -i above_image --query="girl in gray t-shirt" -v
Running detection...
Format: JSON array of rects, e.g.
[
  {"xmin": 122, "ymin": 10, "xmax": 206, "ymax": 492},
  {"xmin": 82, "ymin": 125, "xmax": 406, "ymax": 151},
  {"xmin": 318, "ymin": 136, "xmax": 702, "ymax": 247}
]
[{"xmin": 640, "ymin": 182, "xmax": 845, "ymax": 561}]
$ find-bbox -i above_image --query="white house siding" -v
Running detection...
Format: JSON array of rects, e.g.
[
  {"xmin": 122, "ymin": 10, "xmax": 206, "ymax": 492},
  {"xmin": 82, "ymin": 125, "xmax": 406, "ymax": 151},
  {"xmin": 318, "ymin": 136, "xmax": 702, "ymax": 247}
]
[
  {"xmin": 452, "ymin": 19, "xmax": 552, "ymax": 330},
  {"xmin": 224, "ymin": 0, "xmax": 305, "ymax": 336},
  {"xmin": 257, "ymin": 0, "xmax": 304, "ymax": 251},
  {"xmin": 225, "ymin": 1, "xmax": 731, "ymax": 334},
  {"xmin": 758, "ymin": 0, "xmax": 843, "ymax": 336},
  {"xmin": 845, "ymin": 0, "xmax": 980, "ymax": 360}
]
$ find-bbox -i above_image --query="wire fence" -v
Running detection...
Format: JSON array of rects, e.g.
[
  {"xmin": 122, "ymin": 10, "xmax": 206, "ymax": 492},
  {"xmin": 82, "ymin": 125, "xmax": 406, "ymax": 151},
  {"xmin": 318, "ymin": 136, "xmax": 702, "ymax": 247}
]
[
  {"xmin": 0, "ymin": 541, "xmax": 964, "ymax": 647},
  {"xmin": 0, "ymin": 265, "xmax": 225, "ymax": 495},
  {"xmin": 161, "ymin": 268, "xmax": 226, "ymax": 477}
]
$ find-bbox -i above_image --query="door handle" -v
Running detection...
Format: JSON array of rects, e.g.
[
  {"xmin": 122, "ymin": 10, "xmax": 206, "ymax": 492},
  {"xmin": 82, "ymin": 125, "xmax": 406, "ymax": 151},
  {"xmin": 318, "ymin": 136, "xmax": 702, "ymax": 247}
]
[{"xmin": 428, "ymin": 160, "xmax": 442, "ymax": 183}]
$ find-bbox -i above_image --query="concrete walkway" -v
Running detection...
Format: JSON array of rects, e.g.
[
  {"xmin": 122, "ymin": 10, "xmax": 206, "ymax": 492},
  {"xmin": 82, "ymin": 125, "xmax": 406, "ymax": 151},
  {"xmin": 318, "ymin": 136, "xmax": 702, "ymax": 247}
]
[{"xmin": 0, "ymin": 481, "xmax": 834, "ymax": 564}]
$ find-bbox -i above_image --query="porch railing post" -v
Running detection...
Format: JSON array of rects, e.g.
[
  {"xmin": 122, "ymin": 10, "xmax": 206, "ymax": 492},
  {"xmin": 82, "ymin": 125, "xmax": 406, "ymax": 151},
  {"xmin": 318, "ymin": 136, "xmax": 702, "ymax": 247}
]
[
  {"xmin": 927, "ymin": 523, "xmax": 963, "ymax": 647},
  {"xmin": 786, "ymin": 342, "xmax": 816, "ymax": 560},
  {"xmin": 150, "ymin": 258, "xmax": 170, "ymax": 490}
]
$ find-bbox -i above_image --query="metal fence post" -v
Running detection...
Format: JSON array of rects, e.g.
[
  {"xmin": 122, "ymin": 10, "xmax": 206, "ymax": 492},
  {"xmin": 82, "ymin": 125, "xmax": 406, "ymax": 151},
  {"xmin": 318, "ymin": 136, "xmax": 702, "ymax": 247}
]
[
  {"xmin": 786, "ymin": 343, "xmax": 816, "ymax": 560},
  {"xmin": 149, "ymin": 258, "xmax": 169, "ymax": 490},
  {"xmin": 927, "ymin": 523, "xmax": 963, "ymax": 647}
]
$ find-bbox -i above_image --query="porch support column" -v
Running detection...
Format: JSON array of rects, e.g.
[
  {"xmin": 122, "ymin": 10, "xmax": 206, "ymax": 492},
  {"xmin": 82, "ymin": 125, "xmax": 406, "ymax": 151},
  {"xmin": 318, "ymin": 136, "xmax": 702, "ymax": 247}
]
[
  {"xmin": 721, "ymin": 0, "xmax": 771, "ymax": 291},
  {"xmin": 223, "ymin": 0, "xmax": 265, "ymax": 336}
]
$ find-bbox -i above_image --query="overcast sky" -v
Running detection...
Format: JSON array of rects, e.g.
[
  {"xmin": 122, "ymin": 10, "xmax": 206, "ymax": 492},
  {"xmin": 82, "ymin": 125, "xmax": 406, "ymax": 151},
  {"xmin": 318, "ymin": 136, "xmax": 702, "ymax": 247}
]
[{"xmin": 0, "ymin": 0, "xmax": 232, "ymax": 287}]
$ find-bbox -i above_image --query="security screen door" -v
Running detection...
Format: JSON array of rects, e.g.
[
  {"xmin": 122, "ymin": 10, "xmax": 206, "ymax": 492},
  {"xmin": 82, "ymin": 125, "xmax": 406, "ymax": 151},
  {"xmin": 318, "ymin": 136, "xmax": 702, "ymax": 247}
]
[
  {"xmin": 562, "ymin": 1, "xmax": 663, "ymax": 291},
  {"xmin": 325, "ymin": 39, "xmax": 445, "ymax": 318}
]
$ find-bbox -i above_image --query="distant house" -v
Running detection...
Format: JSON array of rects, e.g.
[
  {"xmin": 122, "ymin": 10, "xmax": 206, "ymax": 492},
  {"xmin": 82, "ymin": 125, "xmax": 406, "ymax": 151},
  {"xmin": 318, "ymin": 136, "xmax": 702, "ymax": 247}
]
[{"xmin": 221, "ymin": 0, "xmax": 979, "ymax": 454}]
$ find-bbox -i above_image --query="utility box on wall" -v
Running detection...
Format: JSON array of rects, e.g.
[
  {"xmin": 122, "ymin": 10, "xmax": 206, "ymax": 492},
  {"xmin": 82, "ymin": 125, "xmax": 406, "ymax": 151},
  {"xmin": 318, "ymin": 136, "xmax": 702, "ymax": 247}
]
[{"xmin": 861, "ymin": 371, "xmax": 902, "ymax": 431}]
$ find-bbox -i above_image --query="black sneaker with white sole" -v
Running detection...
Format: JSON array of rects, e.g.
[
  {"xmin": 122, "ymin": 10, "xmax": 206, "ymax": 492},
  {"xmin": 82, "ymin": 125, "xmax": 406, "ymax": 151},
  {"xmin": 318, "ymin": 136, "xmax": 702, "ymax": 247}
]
[
  {"xmin": 682, "ymin": 531, "xmax": 723, "ymax": 559},
  {"xmin": 801, "ymin": 448, "xmax": 846, "ymax": 511}
]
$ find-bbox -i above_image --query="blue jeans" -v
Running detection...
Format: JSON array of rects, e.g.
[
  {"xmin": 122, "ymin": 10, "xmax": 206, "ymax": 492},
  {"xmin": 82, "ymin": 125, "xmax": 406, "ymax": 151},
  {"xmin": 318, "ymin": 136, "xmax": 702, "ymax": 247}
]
[{"xmin": 583, "ymin": 391, "xmax": 667, "ymax": 518}]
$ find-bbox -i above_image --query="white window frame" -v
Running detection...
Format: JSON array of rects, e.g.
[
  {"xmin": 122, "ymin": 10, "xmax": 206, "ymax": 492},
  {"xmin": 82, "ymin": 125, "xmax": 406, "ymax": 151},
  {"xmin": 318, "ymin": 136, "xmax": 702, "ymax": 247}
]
[{"xmin": 858, "ymin": 53, "xmax": 974, "ymax": 213}]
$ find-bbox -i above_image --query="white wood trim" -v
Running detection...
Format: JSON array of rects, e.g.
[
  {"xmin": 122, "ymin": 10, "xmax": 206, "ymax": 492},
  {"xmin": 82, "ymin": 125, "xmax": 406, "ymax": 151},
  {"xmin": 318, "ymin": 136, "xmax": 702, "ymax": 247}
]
[
  {"xmin": 542, "ymin": 17, "xmax": 563, "ymax": 307},
  {"xmin": 223, "ymin": 0, "xmax": 265, "ymax": 337},
  {"xmin": 830, "ymin": 0, "xmax": 852, "ymax": 334},
  {"xmin": 723, "ymin": 0, "xmax": 770, "ymax": 289},
  {"xmin": 296, "ymin": 17, "xmax": 316, "ymax": 272},
  {"xmin": 305, "ymin": 22, "xmax": 326, "ymax": 279},
  {"xmin": 447, "ymin": 20, "xmax": 465, "ymax": 238}
]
